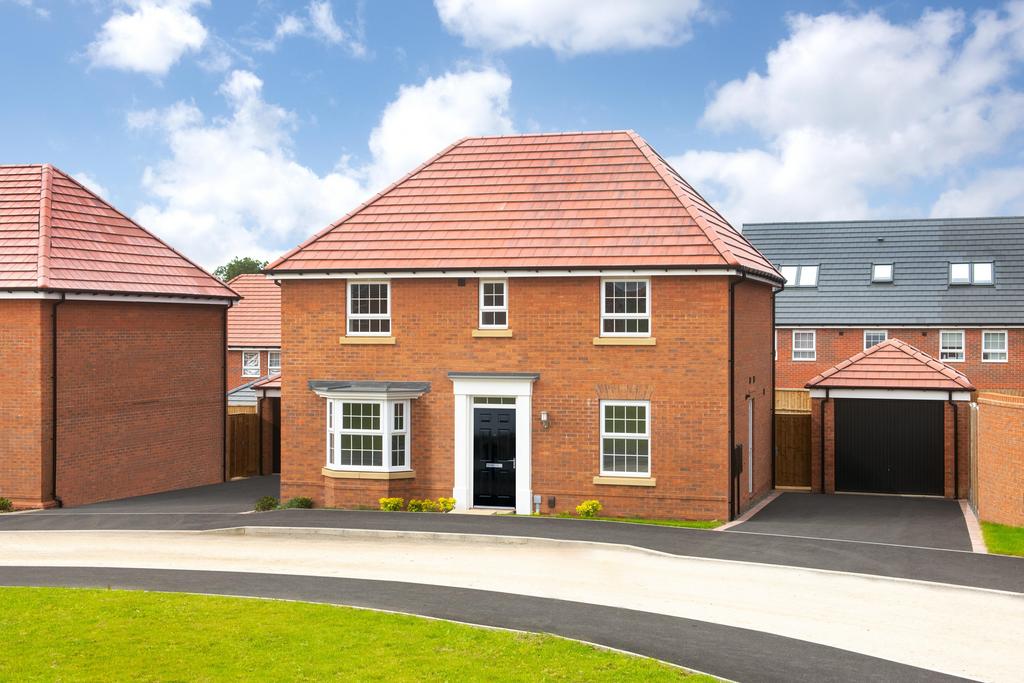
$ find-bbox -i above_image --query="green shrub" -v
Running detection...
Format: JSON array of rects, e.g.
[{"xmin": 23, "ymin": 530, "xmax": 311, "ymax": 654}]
[
  {"xmin": 379, "ymin": 497, "xmax": 404, "ymax": 512},
  {"xmin": 406, "ymin": 499, "xmax": 424, "ymax": 512},
  {"xmin": 0, "ymin": 497, "xmax": 12, "ymax": 513},
  {"xmin": 282, "ymin": 497, "xmax": 313, "ymax": 509},
  {"xmin": 254, "ymin": 496, "xmax": 279, "ymax": 512},
  {"xmin": 575, "ymin": 499, "xmax": 602, "ymax": 518},
  {"xmin": 436, "ymin": 497, "xmax": 456, "ymax": 513},
  {"xmin": 406, "ymin": 498, "xmax": 452, "ymax": 513},
  {"xmin": 419, "ymin": 499, "xmax": 440, "ymax": 512}
]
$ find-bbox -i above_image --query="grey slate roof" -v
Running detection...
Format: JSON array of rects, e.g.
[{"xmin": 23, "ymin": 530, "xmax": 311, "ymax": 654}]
[
  {"xmin": 308, "ymin": 380, "xmax": 431, "ymax": 395},
  {"xmin": 743, "ymin": 216, "xmax": 1024, "ymax": 326}
]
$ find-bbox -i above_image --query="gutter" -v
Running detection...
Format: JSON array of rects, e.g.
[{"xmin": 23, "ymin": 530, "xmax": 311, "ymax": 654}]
[
  {"xmin": 948, "ymin": 391, "xmax": 959, "ymax": 498},
  {"xmin": 727, "ymin": 272, "xmax": 747, "ymax": 520},
  {"xmin": 50, "ymin": 293, "xmax": 65, "ymax": 507},
  {"xmin": 819, "ymin": 388, "xmax": 830, "ymax": 493}
]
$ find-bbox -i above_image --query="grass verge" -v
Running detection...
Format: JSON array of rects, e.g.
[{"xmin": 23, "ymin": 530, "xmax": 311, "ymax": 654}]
[
  {"xmin": 1, "ymin": 587, "xmax": 714, "ymax": 682},
  {"xmin": 981, "ymin": 521, "xmax": 1024, "ymax": 557}
]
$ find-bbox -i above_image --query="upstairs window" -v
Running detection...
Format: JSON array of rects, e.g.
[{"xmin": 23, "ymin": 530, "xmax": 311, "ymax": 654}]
[
  {"xmin": 348, "ymin": 281, "xmax": 391, "ymax": 335},
  {"xmin": 982, "ymin": 330, "xmax": 1008, "ymax": 363},
  {"xmin": 792, "ymin": 330, "xmax": 816, "ymax": 361},
  {"xmin": 871, "ymin": 264, "xmax": 894, "ymax": 283},
  {"xmin": 268, "ymin": 350, "xmax": 281, "ymax": 374},
  {"xmin": 864, "ymin": 330, "xmax": 888, "ymax": 350},
  {"xmin": 601, "ymin": 279, "xmax": 650, "ymax": 336},
  {"xmin": 479, "ymin": 279, "xmax": 508, "ymax": 329},
  {"xmin": 242, "ymin": 351, "xmax": 260, "ymax": 377},
  {"xmin": 950, "ymin": 262, "xmax": 993, "ymax": 285},
  {"xmin": 780, "ymin": 265, "xmax": 818, "ymax": 287},
  {"xmin": 940, "ymin": 330, "xmax": 965, "ymax": 362}
]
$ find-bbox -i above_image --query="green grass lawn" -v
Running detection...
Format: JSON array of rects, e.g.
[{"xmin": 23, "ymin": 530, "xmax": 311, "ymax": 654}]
[
  {"xmin": 981, "ymin": 522, "xmax": 1024, "ymax": 557},
  {"xmin": 1, "ymin": 587, "xmax": 713, "ymax": 682},
  {"xmin": 553, "ymin": 513, "xmax": 722, "ymax": 529}
]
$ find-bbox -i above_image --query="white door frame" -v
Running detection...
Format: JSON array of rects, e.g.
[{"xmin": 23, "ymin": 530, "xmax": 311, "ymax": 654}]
[{"xmin": 450, "ymin": 373, "xmax": 536, "ymax": 515}]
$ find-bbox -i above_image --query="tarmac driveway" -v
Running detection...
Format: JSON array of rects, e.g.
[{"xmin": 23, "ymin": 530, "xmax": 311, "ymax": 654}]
[
  {"xmin": 42, "ymin": 476, "xmax": 280, "ymax": 514},
  {"xmin": 729, "ymin": 492, "xmax": 973, "ymax": 551}
]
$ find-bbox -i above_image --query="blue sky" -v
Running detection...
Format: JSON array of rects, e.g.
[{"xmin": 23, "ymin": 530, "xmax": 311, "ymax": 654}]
[{"xmin": 2, "ymin": 0, "xmax": 1023, "ymax": 269}]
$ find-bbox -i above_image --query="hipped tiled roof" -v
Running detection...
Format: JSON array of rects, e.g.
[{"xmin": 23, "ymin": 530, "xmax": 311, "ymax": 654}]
[
  {"xmin": 227, "ymin": 274, "xmax": 280, "ymax": 347},
  {"xmin": 0, "ymin": 164, "xmax": 236, "ymax": 298},
  {"xmin": 267, "ymin": 131, "xmax": 781, "ymax": 279},
  {"xmin": 806, "ymin": 338, "xmax": 975, "ymax": 391}
]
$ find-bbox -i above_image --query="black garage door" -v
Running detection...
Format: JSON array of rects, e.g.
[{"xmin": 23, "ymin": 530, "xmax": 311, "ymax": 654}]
[{"xmin": 835, "ymin": 399, "xmax": 944, "ymax": 495}]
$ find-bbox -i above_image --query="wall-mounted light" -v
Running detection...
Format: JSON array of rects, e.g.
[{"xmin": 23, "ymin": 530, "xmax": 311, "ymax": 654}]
[{"xmin": 540, "ymin": 411, "xmax": 550, "ymax": 430}]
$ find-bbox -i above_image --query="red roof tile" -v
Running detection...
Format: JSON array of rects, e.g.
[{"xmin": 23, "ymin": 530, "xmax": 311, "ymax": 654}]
[
  {"xmin": 806, "ymin": 338, "xmax": 975, "ymax": 391},
  {"xmin": 0, "ymin": 164, "xmax": 236, "ymax": 298},
  {"xmin": 252, "ymin": 372, "xmax": 281, "ymax": 390},
  {"xmin": 227, "ymin": 274, "xmax": 280, "ymax": 347},
  {"xmin": 266, "ymin": 131, "xmax": 782, "ymax": 279}
]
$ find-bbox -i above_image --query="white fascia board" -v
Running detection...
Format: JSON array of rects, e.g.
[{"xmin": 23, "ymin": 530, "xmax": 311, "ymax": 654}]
[
  {"xmin": 63, "ymin": 292, "xmax": 233, "ymax": 306},
  {"xmin": 777, "ymin": 324, "xmax": 1024, "ymax": 330},
  {"xmin": 0, "ymin": 290, "xmax": 63, "ymax": 299},
  {"xmin": 257, "ymin": 388, "xmax": 281, "ymax": 398},
  {"xmin": 269, "ymin": 268, "xmax": 739, "ymax": 280},
  {"xmin": 228, "ymin": 346, "xmax": 281, "ymax": 352},
  {"xmin": 310, "ymin": 388, "xmax": 427, "ymax": 401},
  {"xmin": 809, "ymin": 388, "xmax": 972, "ymax": 401}
]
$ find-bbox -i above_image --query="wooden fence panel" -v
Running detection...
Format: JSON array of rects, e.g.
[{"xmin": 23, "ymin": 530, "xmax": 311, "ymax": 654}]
[
  {"xmin": 775, "ymin": 412, "xmax": 811, "ymax": 488},
  {"xmin": 776, "ymin": 388, "xmax": 811, "ymax": 414},
  {"xmin": 228, "ymin": 413, "xmax": 260, "ymax": 479}
]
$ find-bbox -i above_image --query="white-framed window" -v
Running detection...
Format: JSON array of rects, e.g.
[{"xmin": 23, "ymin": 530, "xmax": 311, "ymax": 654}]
[
  {"xmin": 792, "ymin": 330, "xmax": 816, "ymax": 361},
  {"xmin": 871, "ymin": 263, "xmax": 894, "ymax": 283},
  {"xmin": 241, "ymin": 350, "xmax": 260, "ymax": 377},
  {"xmin": 780, "ymin": 265, "xmax": 818, "ymax": 287},
  {"xmin": 600, "ymin": 400, "xmax": 650, "ymax": 477},
  {"xmin": 326, "ymin": 398, "xmax": 411, "ymax": 471},
  {"xmin": 479, "ymin": 279, "xmax": 508, "ymax": 329},
  {"xmin": 268, "ymin": 350, "xmax": 281, "ymax": 374},
  {"xmin": 940, "ymin": 329, "xmax": 965, "ymax": 362},
  {"xmin": 347, "ymin": 281, "xmax": 391, "ymax": 335},
  {"xmin": 982, "ymin": 330, "xmax": 1008, "ymax": 363},
  {"xmin": 864, "ymin": 329, "xmax": 888, "ymax": 350},
  {"xmin": 601, "ymin": 278, "xmax": 650, "ymax": 336},
  {"xmin": 950, "ymin": 262, "xmax": 994, "ymax": 285}
]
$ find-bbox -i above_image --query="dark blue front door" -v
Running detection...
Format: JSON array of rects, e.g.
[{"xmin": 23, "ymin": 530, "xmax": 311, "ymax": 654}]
[{"xmin": 473, "ymin": 408, "xmax": 516, "ymax": 507}]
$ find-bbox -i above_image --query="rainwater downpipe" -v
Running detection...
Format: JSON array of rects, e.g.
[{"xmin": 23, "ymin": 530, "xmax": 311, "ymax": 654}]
[
  {"xmin": 949, "ymin": 391, "xmax": 959, "ymax": 498},
  {"xmin": 819, "ymin": 388, "xmax": 829, "ymax": 493}
]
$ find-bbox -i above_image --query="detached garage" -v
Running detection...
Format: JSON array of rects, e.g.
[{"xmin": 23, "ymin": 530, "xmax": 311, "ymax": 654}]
[{"xmin": 807, "ymin": 339, "xmax": 973, "ymax": 498}]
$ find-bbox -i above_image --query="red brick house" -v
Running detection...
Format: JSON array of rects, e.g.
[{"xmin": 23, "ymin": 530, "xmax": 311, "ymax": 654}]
[
  {"xmin": 0, "ymin": 164, "xmax": 237, "ymax": 508},
  {"xmin": 265, "ymin": 131, "xmax": 783, "ymax": 520},
  {"xmin": 743, "ymin": 217, "xmax": 1024, "ymax": 391},
  {"xmin": 227, "ymin": 273, "xmax": 281, "ymax": 390}
]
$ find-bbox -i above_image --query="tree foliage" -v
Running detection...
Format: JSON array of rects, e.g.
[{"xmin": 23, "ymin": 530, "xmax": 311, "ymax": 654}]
[{"xmin": 214, "ymin": 256, "xmax": 268, "ymax": 282}]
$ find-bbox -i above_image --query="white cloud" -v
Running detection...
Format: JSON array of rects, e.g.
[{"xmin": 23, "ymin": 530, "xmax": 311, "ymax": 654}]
[
  {"xmin": 7, "ymin": 0, "xmax": 50, "ymax": 19},
  {"xmin": 931, "ymin": 167, "xmax": 1024, "ymax": 217},
  {"xmin": 129, "ymin": 67, "xmax": 514, "ymax": 268},
  {"xmin": 72, "ymin": 172, "xmax": 109, "ymax": 199},
  {"xmin": 435, "ymin": 0, "xmax": 705, "ymax": 55},
  {"xmin": 87, "ymin": 0, "xmax": 209, "ymax": 76},
  {"xmin": 257, "ymin": 1, "xmax": 365, "ymax": 55},
  {"xmin": 670, "ymin": 3, "xmax": 1024, "ymax": 225}
]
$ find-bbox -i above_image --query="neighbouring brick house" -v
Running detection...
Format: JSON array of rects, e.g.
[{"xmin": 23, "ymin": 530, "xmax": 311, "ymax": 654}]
[
  {"xmin": 0, "ymin": 164, "xmax": 237, "ymax": 508},
  {"xmin": 227, "ymin": 273, "xmax": 281, "ymax": 390},
  {"xmin": 744, "ymin": 217, "xmax": 1024, "ymax": 391},
  {"xmin": 265, "ymin": 131, "xmax": 783, "ymax": 521}
]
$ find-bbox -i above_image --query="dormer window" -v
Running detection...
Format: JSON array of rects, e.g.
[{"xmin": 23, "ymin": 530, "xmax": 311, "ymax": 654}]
[
  {"xmin": 780, "ymin": 265, "xmax": 818, "ymax": 287},
  {"xmin": 871, "ymin": 263, "xmax": 893, "ymax": 283},
  {"xmin": 950, "ymin": 262, "xmax": 993, "ymax": 285}
]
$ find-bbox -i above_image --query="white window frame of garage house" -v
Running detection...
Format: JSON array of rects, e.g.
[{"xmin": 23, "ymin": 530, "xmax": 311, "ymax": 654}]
[
  {"xmin": 600, "ymin": 400, "xmax": 651, "ymax": 477},
  {"xmin": 268, "ymin": 350, "xmax": 281, "ymax": 374},
  {"xmin": 863, "ymin": 329, "xmax": 888, "ymax": 350},
  {"xmin": 982, "ymin": 330, "xmax": 1008, "ymax": 363},
  {"xmin": 347, "ymin": 280, "xmax": 391, "ymax": 336},
  {"xmin": 792, "ymin": 330, "xmax": 816, "ymax": 361},
  {"xmin": 940, "ymin": 329, "xmax": 965, "ymax": 362},
  {"xmin": 326, "ymin": 399, "xmax": 411, "ymax": 472},
  {"xmin": 600, "ymin": 278, "xmax": 651, "ymax": 337},
  {"xmin": 479, "ymin": 279, "xmax": 508, "ymax": 329},
  {"xmin": 241, "ymin": 350, "xmax": 260, "ymax": 377}
]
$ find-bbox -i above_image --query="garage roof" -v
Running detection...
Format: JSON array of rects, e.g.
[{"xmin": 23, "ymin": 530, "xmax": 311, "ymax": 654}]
[
  {"xmin": 0, "ymin": 164, "xmax": 236, "ymax": 299},
  {"xmin": 266, "ymin": 131, "xmax": 781, "ymax": 280},
  {"xmin": 806, "ymin": 338, "xmax": 975, "ymax": 391}
]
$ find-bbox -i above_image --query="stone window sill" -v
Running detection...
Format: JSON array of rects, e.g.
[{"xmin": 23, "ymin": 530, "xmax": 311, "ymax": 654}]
[
  {"xmin": 593, "ymin": 475, "xmax": 656, "ymax": 487},
  {"xmin": 339, "ymin": 336, "xmax": 396, "ymax": 345},
  {"xmin": 472, "ymin": 329, "xmax": 513, "ymax": 338},
  {"xmin": 592, "ymin": 337, "xmax": 656, "ymax": 346},
  {"xmin": 321, "ymin": 468, "xmax": 414, "ymax": 480}
]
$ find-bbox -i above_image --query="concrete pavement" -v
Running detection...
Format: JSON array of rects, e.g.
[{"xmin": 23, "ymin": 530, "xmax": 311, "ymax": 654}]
[{"xmin": 2, "ymin": 528, "xmax": 1021, "ymax": 682}]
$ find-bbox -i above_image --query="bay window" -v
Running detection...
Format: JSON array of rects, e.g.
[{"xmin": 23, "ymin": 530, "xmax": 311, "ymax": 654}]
[{"xmin": 326, "ymin": 398, "xmax": 411, "ymax": 471}]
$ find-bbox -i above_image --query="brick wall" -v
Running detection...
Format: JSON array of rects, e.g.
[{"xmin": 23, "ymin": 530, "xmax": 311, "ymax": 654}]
[
  {"xmin": 777, "ymin": 328, "xmax": 1024, "ymax": 391},
  {"xmin": 0, "ymin": 300, "xmax": 54, "ymax": 508},
  {"xmin": 975, "ymin": 393, "xmax": 1024, "ymax": 526},
  {"xmin": 54, "ymin": 301, "xmax": 225, "ymax": 506},
  {"xmin": 280, "ymin": 275, "xmax": 774, "ymax": 520},
  {"xmin": 228, "ymin": 349, "xmax": 274, "ymax": 390}
]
